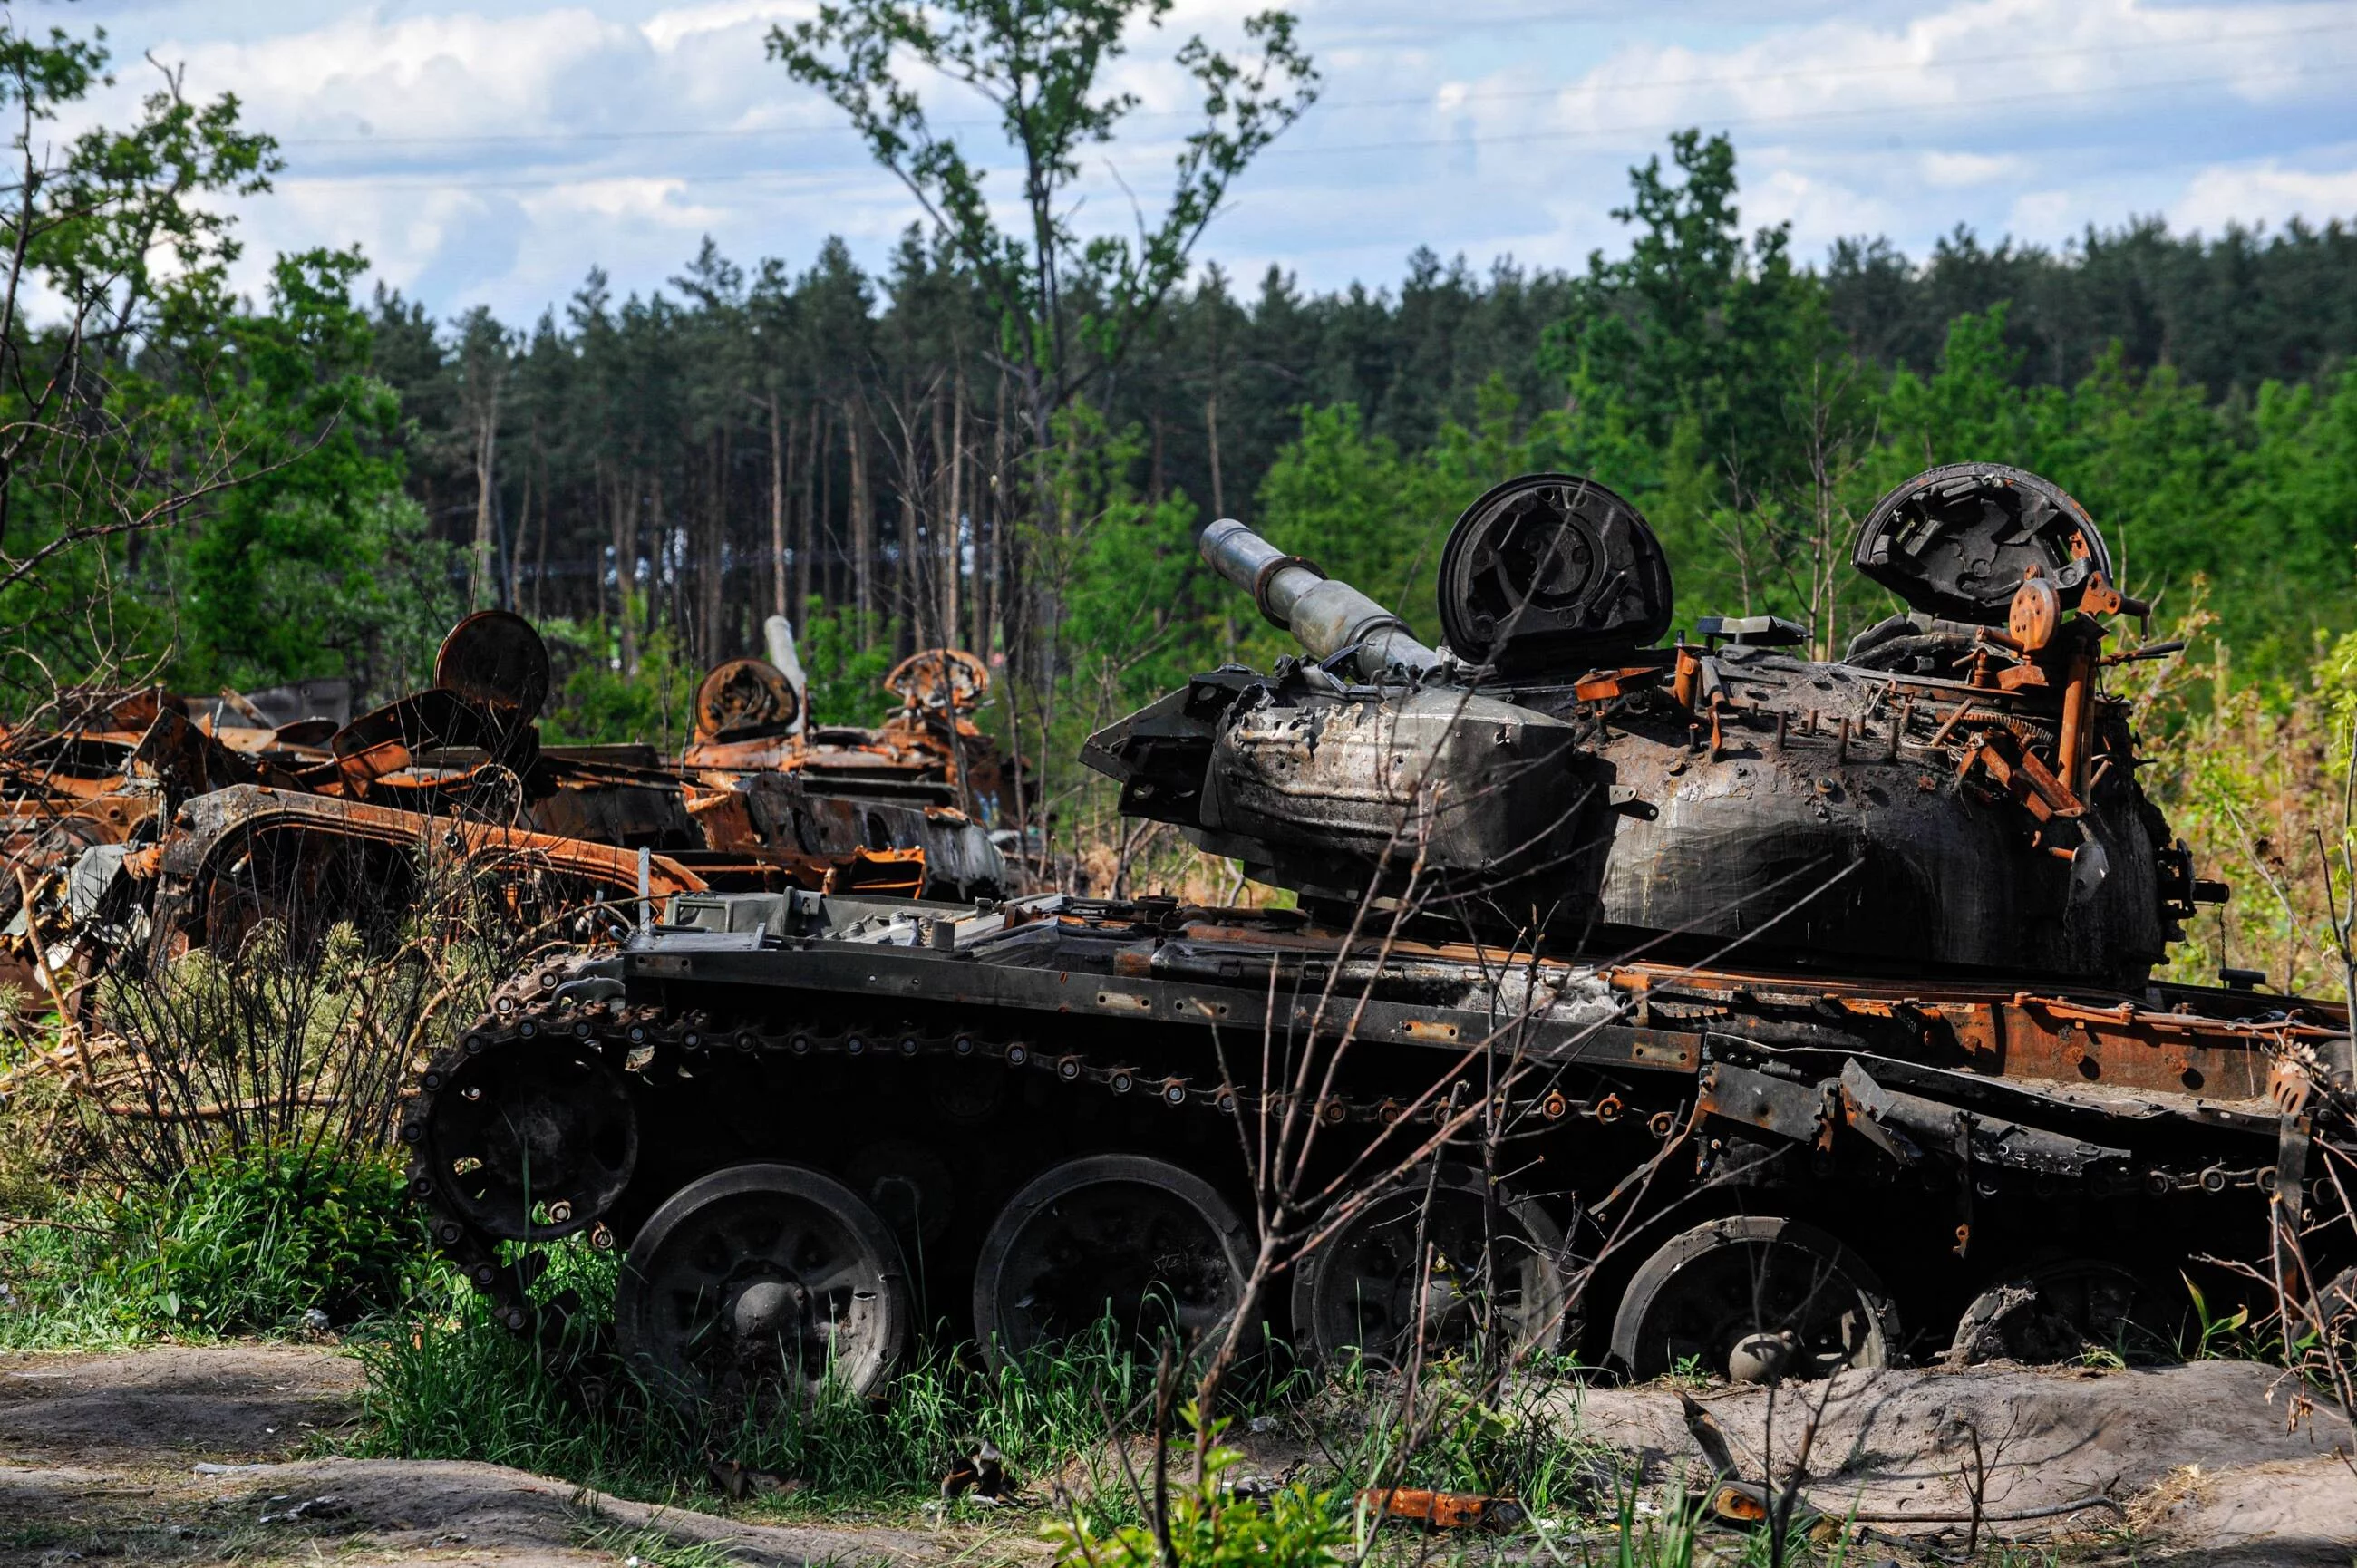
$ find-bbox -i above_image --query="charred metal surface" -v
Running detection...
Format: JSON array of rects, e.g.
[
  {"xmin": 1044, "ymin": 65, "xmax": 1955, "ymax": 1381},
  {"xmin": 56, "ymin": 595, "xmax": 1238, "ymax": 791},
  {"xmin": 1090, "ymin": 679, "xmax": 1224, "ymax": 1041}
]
[
  {"xmin": 389, "ymin": 462, "xmax": 2352, "ymax": 1395},
  {"xmin": 2, "ymin": 621, "xmax": 1016, "ymax": 992}
]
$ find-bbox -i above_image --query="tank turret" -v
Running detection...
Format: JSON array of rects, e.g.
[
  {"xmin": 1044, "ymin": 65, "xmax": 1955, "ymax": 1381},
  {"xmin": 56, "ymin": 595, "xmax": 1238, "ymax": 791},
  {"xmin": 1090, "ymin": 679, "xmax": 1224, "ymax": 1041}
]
[{"xmin": 1089, "ymin": 466, "xmax": 2217, "ymax": 986}]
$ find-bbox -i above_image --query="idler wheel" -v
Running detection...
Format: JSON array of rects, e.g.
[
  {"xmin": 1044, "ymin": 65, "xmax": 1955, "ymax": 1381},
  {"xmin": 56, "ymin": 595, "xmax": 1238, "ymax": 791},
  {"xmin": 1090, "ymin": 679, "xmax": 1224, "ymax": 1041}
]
[
  {"xmin": 425, "ymin": 1040, "xmax": 636, "ymax": 1241},
  {"xmin": 1611, "ymin": 1215, "xmax": 1896, "ymax": 1383},
  {"xmin": 617, "ymin": 1163, "xmax": 910, "ymax": 1409},
  {"xmin": 1290, "ymin": 1164, "xmax": 1567, "ymax": 1369},
  {"xmin": 973, "ymin": 1155, "xmax": 1252, "ymax": 1366}
]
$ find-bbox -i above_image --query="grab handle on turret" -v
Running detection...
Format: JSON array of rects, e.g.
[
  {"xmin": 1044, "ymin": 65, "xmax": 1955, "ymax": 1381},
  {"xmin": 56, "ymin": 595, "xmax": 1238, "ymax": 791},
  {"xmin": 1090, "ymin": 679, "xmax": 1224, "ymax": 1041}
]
[{"xmin": 1198, "ymin": 518, "xmax": 1440, "ymax": 682}]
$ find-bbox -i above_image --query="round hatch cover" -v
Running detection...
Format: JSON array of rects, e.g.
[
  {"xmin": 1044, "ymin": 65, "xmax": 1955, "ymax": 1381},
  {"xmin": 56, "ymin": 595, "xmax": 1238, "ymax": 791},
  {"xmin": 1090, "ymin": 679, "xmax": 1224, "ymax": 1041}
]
[
  {"xmin": 434, "ymin": 611, "xmax": 552, "ymax": 716},
  {"xmin": 1851, "ymin": 463, "xmax": 2111, "ymax": 625}
]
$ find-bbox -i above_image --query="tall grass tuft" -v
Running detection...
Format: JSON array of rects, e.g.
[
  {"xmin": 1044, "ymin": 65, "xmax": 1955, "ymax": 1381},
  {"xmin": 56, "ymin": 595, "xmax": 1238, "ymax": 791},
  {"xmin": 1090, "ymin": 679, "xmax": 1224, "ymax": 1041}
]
[
  {"xmin": 354, "ymin": 1240, "xmax": 1167, "ymax": 1514},
  {"xmin": 0, "ymin": 1146, "xmax": 425, "ymax": 1345}
]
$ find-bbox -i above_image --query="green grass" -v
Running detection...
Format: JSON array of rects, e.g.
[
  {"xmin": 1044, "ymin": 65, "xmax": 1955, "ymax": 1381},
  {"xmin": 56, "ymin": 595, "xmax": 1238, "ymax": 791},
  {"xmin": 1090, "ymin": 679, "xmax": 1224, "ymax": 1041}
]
[
  {"xmin": 0, "ymin": 1147, "xmax": 426, "ymax": 1347},
  {"xmin": 345, "ymin": 1248, "xmax": 1834, "ymax": 1568},
  {"xmin": 352, "ymin": 1239, "xmax": 1171, "ymax": 1523},
  {"xmin": 569, "ymin": 1515, "xmax": 746, "ymax": 1568}
]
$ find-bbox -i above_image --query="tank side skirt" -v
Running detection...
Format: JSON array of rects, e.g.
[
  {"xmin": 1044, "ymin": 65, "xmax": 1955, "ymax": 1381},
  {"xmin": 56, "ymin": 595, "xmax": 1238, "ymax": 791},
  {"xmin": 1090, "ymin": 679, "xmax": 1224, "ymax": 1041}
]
[{"xmin": 623, "ymin": 942, "xmax": 1705, "ymax": 1077}]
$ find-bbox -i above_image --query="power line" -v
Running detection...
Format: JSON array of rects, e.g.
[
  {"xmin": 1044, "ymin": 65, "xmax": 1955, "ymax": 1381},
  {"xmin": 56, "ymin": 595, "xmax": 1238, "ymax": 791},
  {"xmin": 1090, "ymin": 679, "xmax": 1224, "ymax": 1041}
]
[
  {"xmin": 275, "ymin": 60, "xmax": 2357, "ymax": 192},
  {"xmin": 270, "ymin": 15, "xmax": 2357, "ymax": 150}
]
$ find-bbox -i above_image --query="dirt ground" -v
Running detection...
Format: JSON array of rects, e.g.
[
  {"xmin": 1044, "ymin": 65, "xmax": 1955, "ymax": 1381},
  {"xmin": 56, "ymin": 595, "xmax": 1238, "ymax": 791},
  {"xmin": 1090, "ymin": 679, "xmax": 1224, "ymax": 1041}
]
[
  {"xmin": 1, "ymin": 1344, "xmax": 2352, "ymax": 1567},
  {"xmin": 0, "ymin": 1345, "xmax": 1041, "ymax": 1568}
]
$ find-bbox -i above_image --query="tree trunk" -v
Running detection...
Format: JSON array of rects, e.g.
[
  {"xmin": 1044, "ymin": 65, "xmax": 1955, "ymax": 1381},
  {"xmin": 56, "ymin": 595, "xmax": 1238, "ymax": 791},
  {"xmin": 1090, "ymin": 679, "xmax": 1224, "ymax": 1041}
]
[
  {"xmin": 795, "ymin": 402, "xmax": 817, "ymax": 616},
  {"xmin": 701, "ymin": 427, "xmax": 729, "ymax": 665},
  {"xmin": 531, "ymin": 451, "xmax": 548, "ymax": 621},
  {"xmin": 646, "ymin": 470, "xmax": 666, "ymax": 665},
  {"xmin": 509, "ymin": 451, "xmax": 532, "ymax": 617},
  {"xmin": 609, "ymin": 464, "xmax": 639, "ymax": 676},
  {"xmin": 989, "ymin": 370, "xmax": 1009, "ymax": 662},
  {"xmin": 1206, "ymin": 382, "xmax": 1224, "ymax": 520},
  {"xmin": 768, "ymin": 390, "xmax": 788, "ymax": 622},
  {"xmin": 471, "ymin": 402, "xmax": 500, "ymax": 610},
  {"xmin": 848, "ymin": 403, "xmax": 872, "ymax": 642},
  {"xmin": 945, "ymin": 372, "xmax": 965, "ymax": 653},
  {"xmin": 817, "ymin": 405, "xmax": 834, "ymax": 608}
]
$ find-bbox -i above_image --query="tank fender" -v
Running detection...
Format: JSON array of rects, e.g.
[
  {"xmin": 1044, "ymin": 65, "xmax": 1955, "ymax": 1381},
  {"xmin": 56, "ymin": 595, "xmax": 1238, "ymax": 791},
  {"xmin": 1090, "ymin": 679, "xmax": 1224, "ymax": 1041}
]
[{"xmin": 1838, "ymin": 1060, "xmax": 2135, "ymax": 1178}]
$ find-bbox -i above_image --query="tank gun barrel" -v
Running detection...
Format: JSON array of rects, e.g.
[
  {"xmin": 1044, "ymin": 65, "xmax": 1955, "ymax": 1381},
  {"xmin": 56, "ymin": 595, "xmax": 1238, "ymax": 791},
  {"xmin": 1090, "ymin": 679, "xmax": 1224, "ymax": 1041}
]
[{"xmin": 1198, "ymin": 518, "xmax": 1440, "ymax": 682}]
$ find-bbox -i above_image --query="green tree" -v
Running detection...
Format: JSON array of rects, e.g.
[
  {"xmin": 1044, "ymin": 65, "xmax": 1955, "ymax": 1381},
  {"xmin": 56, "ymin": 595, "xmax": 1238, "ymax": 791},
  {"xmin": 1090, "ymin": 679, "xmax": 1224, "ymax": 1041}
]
[
  {"xmin": 770, "ymin": 0, "xmax": 1317, "ymax": 457},
  {"xmin": 0, "ymin": 20, "xmax": 276, "ymax": 692},
  {"xmin": 770, "ymin": 0, "xmax": 1318, "ymax": 744},
  {"xmin": 165, "ymin": 250, "xmax": 439, "ymax": 695},
  {"xmin": 1543, "ymin": 131, "xmax": 1867, "ymax": 646}
]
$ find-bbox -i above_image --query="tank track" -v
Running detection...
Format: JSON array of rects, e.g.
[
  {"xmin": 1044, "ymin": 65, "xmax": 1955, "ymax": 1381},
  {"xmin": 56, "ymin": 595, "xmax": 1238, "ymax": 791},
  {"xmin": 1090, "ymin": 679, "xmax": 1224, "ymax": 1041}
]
[
  {"xmin": 403, "ymin": 948, "xmax": 2287, "ymax": 1350},
  {"xmin": 401, "ymin": 951, "xmax": 1646, "ymax": 1335}
]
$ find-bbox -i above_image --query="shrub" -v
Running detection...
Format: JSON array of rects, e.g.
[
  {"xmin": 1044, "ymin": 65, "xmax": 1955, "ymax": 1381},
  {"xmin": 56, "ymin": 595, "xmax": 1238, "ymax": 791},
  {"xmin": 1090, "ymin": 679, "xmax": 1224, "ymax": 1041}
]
[
  {"xmin": 1045, "ymin": 1410, "xmax": 1348, "ymax": 1568},
  {"xmin": 106, "ymin": 1147, "xmax": 424, "ymax": 1331},
  {"xmin": 0, "ymin": 1147, "xmax": 424, "ymax": 1344}
]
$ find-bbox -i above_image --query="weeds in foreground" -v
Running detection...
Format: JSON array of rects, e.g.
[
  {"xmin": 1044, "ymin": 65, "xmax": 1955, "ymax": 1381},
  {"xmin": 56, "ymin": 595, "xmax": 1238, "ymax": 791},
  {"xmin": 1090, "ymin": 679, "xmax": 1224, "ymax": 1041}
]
[
  {"xmin": 1047, "ymin": 1408, "xmax": 1348, "ymax": 1568},
  {"xmin": 1286, "ymin": 1350, "xmax": 1625, "ymax": 1523},
  {"xmin": 355, "ymin": 1240, "xmax": 1170, "ymax": 1520},
  {"xmin": 0, "ymin": 1146, "xmax": 425, "ymax": 1346},
  {"xmin": 568, "ymin": 1515, "xmax": 742, "ymax": 1568}
]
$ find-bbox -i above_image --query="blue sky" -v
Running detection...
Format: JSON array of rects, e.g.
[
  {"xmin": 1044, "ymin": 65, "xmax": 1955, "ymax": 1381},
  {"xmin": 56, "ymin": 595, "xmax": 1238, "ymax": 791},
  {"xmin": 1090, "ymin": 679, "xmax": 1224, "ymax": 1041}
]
[{"xmin": 27, "ymin": 0, "xmax": 2357, "ymax": 323}]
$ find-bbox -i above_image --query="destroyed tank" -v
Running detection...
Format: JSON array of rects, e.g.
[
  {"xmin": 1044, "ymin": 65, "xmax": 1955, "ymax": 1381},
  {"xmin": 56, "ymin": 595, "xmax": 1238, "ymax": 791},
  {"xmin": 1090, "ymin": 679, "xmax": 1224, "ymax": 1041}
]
[{"xmin": 405, "ymin": 465, "xmax": 2356, "ymax": 1409}]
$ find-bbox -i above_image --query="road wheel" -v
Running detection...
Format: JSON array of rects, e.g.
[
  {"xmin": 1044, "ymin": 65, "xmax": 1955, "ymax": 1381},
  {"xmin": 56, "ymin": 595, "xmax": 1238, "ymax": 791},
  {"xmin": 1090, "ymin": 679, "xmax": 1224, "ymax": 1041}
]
[
  {"xmin": 1290, "ymin": 1164, "xmax": 1566, "ymax": 1369},
  {"xmin": 617, "ymin": 1162, "xmax": 909, "ymax": 1410},
  {"xmin": 1947, "ymin": 1256, "xmax": 2182, "ymax": 1366},
  {"xmin": 1611, "ymin": 1215, "xmax": 1896, "ymax": 1383},
  {"xmin": 973, "ymin": 1154, "xmax": 1253, "ymax": 1366},
  {"xmin": 425, "ymin": 1040, "xmax": 636, "ymax": 1241}
]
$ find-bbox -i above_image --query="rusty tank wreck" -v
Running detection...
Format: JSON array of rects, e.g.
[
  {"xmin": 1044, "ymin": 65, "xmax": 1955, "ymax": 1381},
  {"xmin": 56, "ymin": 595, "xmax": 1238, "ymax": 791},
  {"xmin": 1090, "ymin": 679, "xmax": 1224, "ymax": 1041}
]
[
  {"xmin": 404, "ymin": 463, "xmax": 2356, "ymax": 1408},
  {"xmin": 0, "ymin": 615, "xmax": 1013, "ymax": 1006}
]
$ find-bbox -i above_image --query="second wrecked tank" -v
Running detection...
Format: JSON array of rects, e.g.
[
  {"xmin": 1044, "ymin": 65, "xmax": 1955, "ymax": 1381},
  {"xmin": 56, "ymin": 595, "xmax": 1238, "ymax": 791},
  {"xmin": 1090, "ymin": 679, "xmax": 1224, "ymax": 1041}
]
[
  {"xmin": 403, "ymin": 464, "xmax": 2354, "ymax": 1412},
  {"xmin": 1094, "ymin": 465, "xmax": 2200, "ymax": 987}
]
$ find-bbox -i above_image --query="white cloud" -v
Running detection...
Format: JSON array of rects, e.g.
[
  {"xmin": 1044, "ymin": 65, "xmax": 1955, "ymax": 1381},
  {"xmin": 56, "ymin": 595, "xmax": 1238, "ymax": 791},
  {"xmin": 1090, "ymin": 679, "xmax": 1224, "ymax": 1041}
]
[
  {"xmin": 642, "ymin": 0, "xmax": 810, "ymax": 53},
  {"xmin": 1747, "ymin": 164, "xmax": 1901, "ymax": 252},
  {"xmin": 1920, "ymin": 150, "xmax": 2017, "ymax": 188},
  {"xmin": 2171, "ymin": 157, "xmax": 2357, "ymax": 237},
  {"xmin": 17, "ymin": 0, "xmax": 2357, "ymax": 322},
  {"xmin": 2005, "ymin": 189, "xmax": 2080, "ymax": 238}
]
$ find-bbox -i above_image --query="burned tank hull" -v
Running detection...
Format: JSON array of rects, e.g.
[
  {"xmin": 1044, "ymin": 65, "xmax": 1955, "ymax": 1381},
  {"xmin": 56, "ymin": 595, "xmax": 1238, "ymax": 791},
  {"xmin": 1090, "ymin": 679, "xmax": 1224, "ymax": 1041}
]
[
  {"xmin": 404, "ymin": 888, "xmax": 2353, "ymax": 1398},
  {"xmin": 404, "ymin": 466, "xmax": 2355, "ymax": 1408}
]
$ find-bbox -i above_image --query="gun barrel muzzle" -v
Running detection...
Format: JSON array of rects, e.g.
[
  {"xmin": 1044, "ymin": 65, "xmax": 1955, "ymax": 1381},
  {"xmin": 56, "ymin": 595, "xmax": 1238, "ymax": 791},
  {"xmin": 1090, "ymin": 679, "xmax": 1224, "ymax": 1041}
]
[{"xmin": 1198, "ymin": 518, "xmax": 1439, "ymax": 681}]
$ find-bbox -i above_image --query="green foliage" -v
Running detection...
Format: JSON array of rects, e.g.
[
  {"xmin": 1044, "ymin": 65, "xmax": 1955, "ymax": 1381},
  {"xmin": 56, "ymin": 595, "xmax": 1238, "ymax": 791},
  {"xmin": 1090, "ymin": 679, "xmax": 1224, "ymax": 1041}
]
[
  {"xmin": 1254, "ymin": 381, "xmax": 1588, "ymax": 656},
  {"xmin": 1288, "ymin": 1355, "xmax": 1619, "ymax": 1526},
  {"xmin": 109, "ymin": 1147, "xmax": 423, "ymax": 1332},
  {"xmin": 162, "ymin": 249, "xmax": 437, "ymax": 695},
  {"xmin": 0, "ymin": 18, "xmax": 444, "ymax": 704},
  {"xmin": 1547, "ymin": 131, "xmax": 1841, "ymax": 506},
  {"xmin": 569, "ymin": 1520, "xmax": 741, "ymax": 1568},
  {"xmin": 1045, "ymin": 402, "xmax": 1212, "ymax": 716},
  {"xmin": 540, "ymin": 605, "xmax": 696, "ymax": 748},
  {"xmin": 770, "ymin": 0, "xmax": 1316, "ymax": 435},
  {"xmin": 2148, "ymin": 623, "xmax": 2357, "ymax": 995},
  {"xmin": 796, "ymin": 598, "xmax": 901, "ymax": 728},
  {"xmin": 1046, "ymin": 1409, "xmax": 1347, "ymax": 1568},
  {"xmin": 359, "ymin": 1243, "xmax": 1168, "ymax": 1512},
  {"xmin": 0, "ymin": 1148, "xmax": 423, "ymax": 1345},
  {"xmin": 1252, "ymin": 160, "xmax": 2357, "ymax": 686}
]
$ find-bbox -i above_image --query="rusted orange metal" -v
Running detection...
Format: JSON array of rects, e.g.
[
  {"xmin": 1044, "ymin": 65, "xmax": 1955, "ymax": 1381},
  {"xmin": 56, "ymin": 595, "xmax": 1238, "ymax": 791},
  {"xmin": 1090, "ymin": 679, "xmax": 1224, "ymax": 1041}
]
[
  {"xmin": 0, "ymin": 623, "xmax": 1018, "ymax": 997},
  {"xmin": 1359, "ymin": 1487, "xmax": 1523, "ymax": 1529}
]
